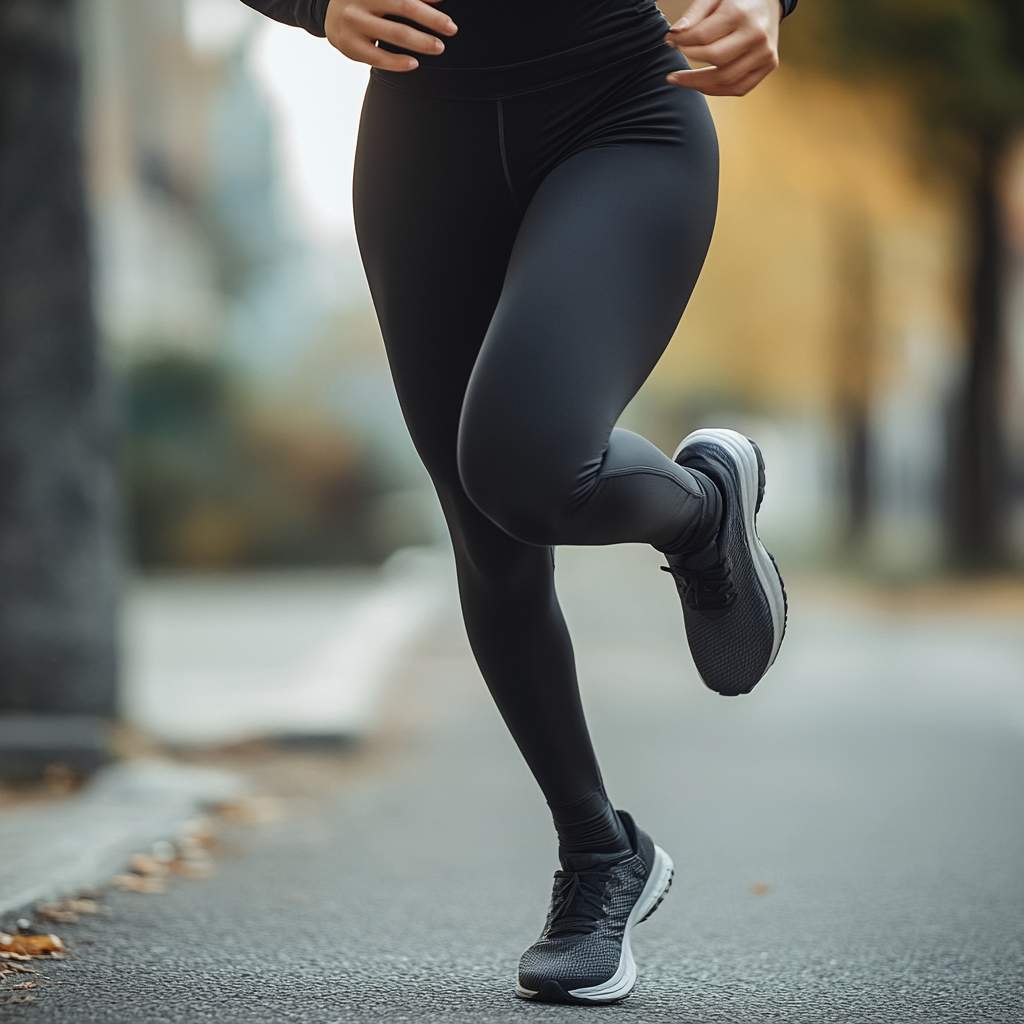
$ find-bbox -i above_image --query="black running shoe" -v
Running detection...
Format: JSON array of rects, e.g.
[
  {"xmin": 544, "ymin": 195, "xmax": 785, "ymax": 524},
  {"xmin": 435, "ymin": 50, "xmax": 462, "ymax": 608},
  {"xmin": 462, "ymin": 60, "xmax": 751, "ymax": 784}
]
[
  {"xmin": 665, "ymin": 428, "xmax": 787, "ymax": 696},
  {"xmin": 516, "ymin": 811, "xmax": 673, "ymax": 1005}
]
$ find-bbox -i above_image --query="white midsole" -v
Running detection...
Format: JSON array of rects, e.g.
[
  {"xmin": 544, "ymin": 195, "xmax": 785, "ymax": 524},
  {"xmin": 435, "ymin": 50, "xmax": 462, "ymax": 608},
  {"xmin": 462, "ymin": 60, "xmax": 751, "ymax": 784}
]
[
  {"xmin": 513, "ymin": 845, "xmax": 675, "ymax": 1004},
  {"xmin": 673, "ymin": 427, "xmax": 786, "ymax": 668}
]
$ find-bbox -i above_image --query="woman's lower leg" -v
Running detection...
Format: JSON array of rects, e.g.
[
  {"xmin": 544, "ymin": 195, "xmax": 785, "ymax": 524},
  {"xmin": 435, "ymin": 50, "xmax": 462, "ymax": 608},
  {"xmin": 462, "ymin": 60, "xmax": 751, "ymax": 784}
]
[{"xmin": 443, "ymin": 488, "xmax": 628, "ymax": 856}]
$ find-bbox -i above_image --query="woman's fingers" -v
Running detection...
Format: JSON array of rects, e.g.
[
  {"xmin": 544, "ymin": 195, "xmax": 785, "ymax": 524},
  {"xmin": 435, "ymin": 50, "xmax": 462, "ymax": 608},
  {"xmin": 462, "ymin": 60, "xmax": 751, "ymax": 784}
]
[
  {"xmin": 664, "ymin": 0, "xmax": 780, "ymax": 96},
  {"xmin": 388, "ymin": 0, "xmax": 458, "ymax": 37},
  {"xmin": 676, "ymin": 66, "xmax": 768, "ymax": 96},
  {"xmin": 666, "ymin": 7, "xmax": 742, "ymax": 47},
  {"xmin": 666, "ymin": 51, "xmax": 775, "ymax": 96},
  {"xmin": 678, "ymin": 26, "xmax": 756, "ymax": 68},
  {"xmin": 670, "ymin": 41, "xmax": 772, "ymax": 86},
  {"xmin": 347, "ymin": 5, "xmax": 446, "ymax": 56},
  {"xmin": 325, "ymin": 0, "xmax": 458, "ymax": 72},
  {"xmin": 668, "ymin": 0, "xmax": 722, "ymax": 32},
  {"xmin": 339, "ymin": 33, "xmax": 421, "ymax": 70}
]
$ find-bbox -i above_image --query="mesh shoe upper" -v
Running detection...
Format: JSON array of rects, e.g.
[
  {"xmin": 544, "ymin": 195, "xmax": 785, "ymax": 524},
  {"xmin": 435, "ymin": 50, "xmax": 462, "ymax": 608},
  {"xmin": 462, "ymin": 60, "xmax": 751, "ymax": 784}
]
[
  {"xmin": 518, "ymin": 812, "xmax": 656, "ymax": 994},
  {"xmin": 668, "ymin": 433, "xmax": 784, "ymax": 696}
]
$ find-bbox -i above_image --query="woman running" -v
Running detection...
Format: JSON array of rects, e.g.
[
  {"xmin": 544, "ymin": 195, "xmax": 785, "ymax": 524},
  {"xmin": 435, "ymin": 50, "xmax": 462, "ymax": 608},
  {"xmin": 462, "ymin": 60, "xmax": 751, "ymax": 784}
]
[{"xmin": 244, "ymin": 0, "xmax": 793, "ymax": 1003}]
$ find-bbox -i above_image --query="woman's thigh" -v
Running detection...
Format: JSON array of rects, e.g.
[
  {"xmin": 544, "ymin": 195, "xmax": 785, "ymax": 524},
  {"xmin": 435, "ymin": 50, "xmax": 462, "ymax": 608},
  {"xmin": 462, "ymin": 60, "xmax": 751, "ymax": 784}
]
[
  {"xmin": 353, "ymin": 79, "xmax": 521, "ymax": 488},
  {"xmin": 457, "ymin": 126, "xmax": 719, "ymax": 523}
]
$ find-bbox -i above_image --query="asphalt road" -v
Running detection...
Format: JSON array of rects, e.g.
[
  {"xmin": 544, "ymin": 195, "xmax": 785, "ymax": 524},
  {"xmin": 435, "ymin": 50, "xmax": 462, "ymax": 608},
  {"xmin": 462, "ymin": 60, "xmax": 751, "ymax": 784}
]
[{"xmin": 6, "ymin": 546, "xmax": 1024, "ymax": 1023}]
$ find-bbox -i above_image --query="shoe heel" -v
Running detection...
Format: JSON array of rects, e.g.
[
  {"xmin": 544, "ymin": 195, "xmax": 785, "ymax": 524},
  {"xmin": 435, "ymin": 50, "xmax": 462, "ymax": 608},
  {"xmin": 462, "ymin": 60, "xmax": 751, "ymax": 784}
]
[
  {"xmin": 749, "ymin": 436, "xmax": 766, "ymax": 516},
  {"xmin": 639, "ymin": 867, "xmax": 673, "ymax": 923}
]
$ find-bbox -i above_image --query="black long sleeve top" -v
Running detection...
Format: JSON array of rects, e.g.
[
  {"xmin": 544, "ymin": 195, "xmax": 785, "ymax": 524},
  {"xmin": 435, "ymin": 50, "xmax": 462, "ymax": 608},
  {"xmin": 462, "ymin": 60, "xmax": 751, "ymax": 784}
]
[{"xmin": 240, "ymin": 0, "xmax": 798, "ymax": 44}]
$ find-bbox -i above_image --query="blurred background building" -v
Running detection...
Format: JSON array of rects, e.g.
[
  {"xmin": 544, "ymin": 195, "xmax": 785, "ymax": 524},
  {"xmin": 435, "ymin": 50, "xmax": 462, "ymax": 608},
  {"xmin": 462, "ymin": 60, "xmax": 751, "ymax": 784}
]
[{"xmin": 81, "ymin": 0, "xmax": 437, "ymax": 570}]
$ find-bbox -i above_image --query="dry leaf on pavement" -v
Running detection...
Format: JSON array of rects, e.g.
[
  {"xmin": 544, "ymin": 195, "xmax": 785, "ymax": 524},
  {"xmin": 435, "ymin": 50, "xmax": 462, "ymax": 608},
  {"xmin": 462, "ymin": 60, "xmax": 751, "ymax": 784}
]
[
  {"xmin": 64, "ymin": 898, "xmax": 108, "ymax": 915},
  {"xmin": 128, "ymin": 853, "xmax": 170, "ymax": 877},
  {"xmin": 38, "ymin": 897, "xmax": 110, "ymax": 924},
  {"xmin": 0, "ymin": 964, "xmax": 38, "ymax": 975},
  {"xmin": 216, "ymin": 796, "xmax": 284, "ymax": 825},
  {"xmin": 0, "ymin": 934, "xmax": 64, "ymax": 957},
  {"xmin": 180, "ymin": 818, "xmax": 217, "ymax": 850},
  {"xmin": 169, "ymin": 857, "xmax": 213, "ymax": 880},
  {"xmin": 37, "ymin": 906, "xmax": 77, "ymax": 924}
]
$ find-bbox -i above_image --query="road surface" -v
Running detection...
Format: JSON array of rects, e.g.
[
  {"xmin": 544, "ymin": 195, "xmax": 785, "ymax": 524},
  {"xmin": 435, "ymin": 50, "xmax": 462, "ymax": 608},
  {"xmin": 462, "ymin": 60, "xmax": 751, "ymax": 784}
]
[{"xmin": 5, "ymin": 545, "xmax": 1023, "ymax": 1022}]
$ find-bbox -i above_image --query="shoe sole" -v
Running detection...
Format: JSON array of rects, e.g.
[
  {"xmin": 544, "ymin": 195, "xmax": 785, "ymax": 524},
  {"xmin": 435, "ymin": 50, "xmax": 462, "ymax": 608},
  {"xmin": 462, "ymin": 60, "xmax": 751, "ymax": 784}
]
[
  {"xmin": 515, "ymin": 845, "xmax": 674, "ymax": 1005},
  {"xmin": 673, "ymin": 428, "xmax": 788, "ymax": 679}
]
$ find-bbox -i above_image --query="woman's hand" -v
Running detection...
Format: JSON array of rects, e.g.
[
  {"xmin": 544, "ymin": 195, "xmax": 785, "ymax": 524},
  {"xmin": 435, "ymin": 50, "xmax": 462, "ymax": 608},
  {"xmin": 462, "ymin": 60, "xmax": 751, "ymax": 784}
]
[
  {"xmin": 664, "ymin": 0, "xmax": 781, "ymax": 96},
  {"xmin": 324, "ymin": 0, "xmax": 457, "ymax": 72}
]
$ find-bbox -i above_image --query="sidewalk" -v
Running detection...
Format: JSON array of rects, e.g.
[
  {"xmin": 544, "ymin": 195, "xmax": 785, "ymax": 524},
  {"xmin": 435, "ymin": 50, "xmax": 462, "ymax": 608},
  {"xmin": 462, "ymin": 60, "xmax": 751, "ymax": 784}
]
[
  {"xmin": 122, "ymin": 547, "xmax": 449, "ymax": 745},
  {"xmin": 3, "ymin": 545, "xmax": 1023, "ymax": 1022},
  {"xmin": 0, "ymin": 549, "xmax": 448, "ymax": 921}
]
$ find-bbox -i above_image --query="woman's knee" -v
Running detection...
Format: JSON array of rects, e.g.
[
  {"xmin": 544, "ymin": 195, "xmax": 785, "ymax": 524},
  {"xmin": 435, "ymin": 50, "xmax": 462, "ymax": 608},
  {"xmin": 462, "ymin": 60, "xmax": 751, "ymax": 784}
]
[{"xmin": 456, "ymin": 417, "xmax": 576, "ymax": 545}]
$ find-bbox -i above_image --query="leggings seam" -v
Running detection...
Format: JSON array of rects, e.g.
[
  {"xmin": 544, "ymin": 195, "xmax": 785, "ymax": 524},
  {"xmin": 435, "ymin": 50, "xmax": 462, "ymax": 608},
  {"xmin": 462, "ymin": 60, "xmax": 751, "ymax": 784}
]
[
  {"xmin": 571, "ymin": 464, "xmax": 699, "ymax": 512},
  {"xmin": 593, "ymin": 466, "xmax": 702, "ymax": 499},
  {"xmin": 601, "ymin": 465, "xmax": 692, "ymax": 485},
  {"xmin": 495, "ymin": 100, "xmax": 522, "ymax": 214}
]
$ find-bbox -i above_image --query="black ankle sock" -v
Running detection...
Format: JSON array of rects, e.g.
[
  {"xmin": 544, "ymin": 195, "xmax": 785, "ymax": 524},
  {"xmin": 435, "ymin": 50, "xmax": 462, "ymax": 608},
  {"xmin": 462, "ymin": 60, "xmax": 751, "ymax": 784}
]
[
  {"xmin": 549, "ymin": 785, "xmax": 629, "ymax": 863},
  {"xmin": 660, "ymin": 467, "xmax": 722, "ymax": 556}
]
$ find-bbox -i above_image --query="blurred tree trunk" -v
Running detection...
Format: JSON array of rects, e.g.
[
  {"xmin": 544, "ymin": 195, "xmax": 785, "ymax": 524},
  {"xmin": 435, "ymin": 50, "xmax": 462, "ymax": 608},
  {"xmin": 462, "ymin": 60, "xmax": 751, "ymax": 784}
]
[
  {"xmin": 833, "ymin": 204, "xmax": 875, "ymax": 548},
  {"xmin": 947, "ymin": 135, "xmax": 1010, "ymax": 567},
  {"xmin": 781, "ymin": 0, "xmax": 1024, "ymax": 568},
  {"xmin": 0, "ymin": 0, "xmax": 120, "ymax": 775}
]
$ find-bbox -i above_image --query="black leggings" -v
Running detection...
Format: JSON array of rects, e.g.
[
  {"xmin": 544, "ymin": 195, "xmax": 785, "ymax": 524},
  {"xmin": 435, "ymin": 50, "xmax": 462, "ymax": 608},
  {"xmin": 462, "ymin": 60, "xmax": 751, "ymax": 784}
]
[{"xmin": 354, "ymin": 44, "xmax": 719, "ymax": 840}]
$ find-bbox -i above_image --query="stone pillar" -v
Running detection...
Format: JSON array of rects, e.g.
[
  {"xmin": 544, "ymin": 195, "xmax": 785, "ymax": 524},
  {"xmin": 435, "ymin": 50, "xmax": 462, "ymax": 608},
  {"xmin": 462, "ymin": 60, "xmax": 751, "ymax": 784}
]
[{"xmin": 0, "ymin": 0, "xmax": 120, "ymax": 777}]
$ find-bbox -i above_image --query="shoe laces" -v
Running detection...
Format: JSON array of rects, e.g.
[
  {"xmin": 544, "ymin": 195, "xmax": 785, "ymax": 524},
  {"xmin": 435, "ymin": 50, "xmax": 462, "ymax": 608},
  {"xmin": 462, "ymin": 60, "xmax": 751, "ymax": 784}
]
[
  {"xmin": 662, "ymin": 538, "xmax": 736, "ymax": 612},
  {"xmin": 544, "ymin": 869, "xmax": 614, "ymax": 938}
]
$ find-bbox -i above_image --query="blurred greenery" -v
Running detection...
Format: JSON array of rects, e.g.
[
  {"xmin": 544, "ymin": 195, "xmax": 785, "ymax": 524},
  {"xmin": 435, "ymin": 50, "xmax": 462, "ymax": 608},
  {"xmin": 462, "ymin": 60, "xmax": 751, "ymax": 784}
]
[
  {"xmin": 120, "ymin": 354, "xmax": 383, "ymax": 569},
  {"xmin": 787, "ymin": 0, "xmax": 1024, "ymax": 154}
]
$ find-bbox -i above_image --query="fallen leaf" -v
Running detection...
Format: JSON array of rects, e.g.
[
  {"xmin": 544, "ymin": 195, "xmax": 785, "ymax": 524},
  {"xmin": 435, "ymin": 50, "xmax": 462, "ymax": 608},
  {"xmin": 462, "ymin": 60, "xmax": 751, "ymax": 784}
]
[
  {"xmin": 0, "ymin": 935, "xmax": 63, "ymax": 956},
  {"xmin": 169, "ymin": 858, "xmax": 213, "ymax": 880},
  {"xmin": 128, "ymin": 853, "xmax": 169, "ymax": 877},
  {"xmin": 750, "ymin": 882, "xmax": 773, "ymax": 896},
  {"xmin": 180, "ymin": 818, "xmax": 217, "ymax": 850},
  {"xmin": 6, "ymin": 994, "xmax": 35, "ymax": 1003},
  {"xmin": 10, "ymin": 981, "xmax": 36, "ymax": 990},
  {"xmin": 216, "ymin": 796, "xmax": 284, "ymax": 825},
  {"xmin": 37, "ymin": 906, "xmax": 77, "ymax": 924},
  {"xmin": 113, "ymin": 874, "xmax": 166, "ymax": 894},
  {"xmin": 63, "ymin": 899, "xmax": 108, "ymax": 915},
  {"xmin": 0, "ymin": 952, "xmax": 32, "ymax": 962}
]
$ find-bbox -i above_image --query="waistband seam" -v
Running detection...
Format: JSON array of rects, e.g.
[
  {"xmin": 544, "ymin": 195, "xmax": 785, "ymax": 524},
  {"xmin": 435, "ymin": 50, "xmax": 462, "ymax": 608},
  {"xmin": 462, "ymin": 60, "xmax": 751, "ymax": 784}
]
[
  {"xmin": 371, "ymin": 10, "xmax": 672, "ymax": 101},
  {"xmin": 372, "ymin": 40, "xmax": 671, "ymax": 100}
]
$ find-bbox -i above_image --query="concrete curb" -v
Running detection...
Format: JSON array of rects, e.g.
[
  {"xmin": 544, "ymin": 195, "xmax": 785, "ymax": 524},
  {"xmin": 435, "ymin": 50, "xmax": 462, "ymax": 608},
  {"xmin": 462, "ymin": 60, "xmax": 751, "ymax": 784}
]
[
  {"xmin": 268, "ymin": 546, "xmax": 451, "ymax": 738},
  {"xmin": 0, "ymin": 760, "xmax": 244, "ymax": 919},
  {"xmin": 124, "ymin": 546, "xmax": 452, "ymax": 747}
]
